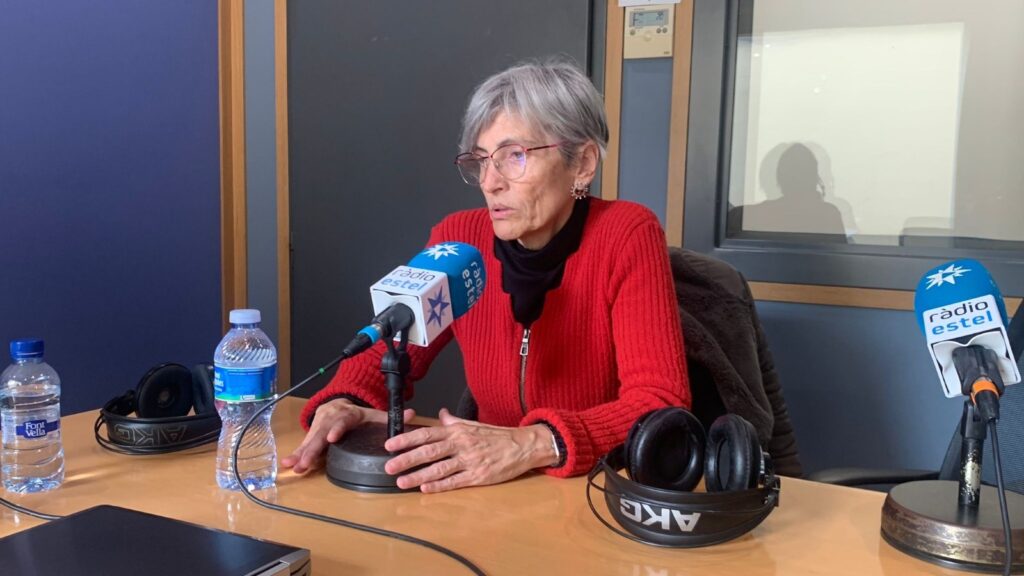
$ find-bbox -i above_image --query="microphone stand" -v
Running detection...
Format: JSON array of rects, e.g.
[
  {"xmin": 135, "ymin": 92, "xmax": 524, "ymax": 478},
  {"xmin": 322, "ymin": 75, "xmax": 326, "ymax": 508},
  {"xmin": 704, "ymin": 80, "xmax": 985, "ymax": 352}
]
[
  {"xmin": 325, "ymin": 328, "xmax": 423, "ymax": 493},
  {"xmin": 956, "ymin": 400, "xmax": 985, "ymax": 524},
  {"xmin": 382, "ymin": 331, "xmax": 411, "ymax": 439},
  {"xmin": 880, "ymin": 347, "xmax": 1024, "ymax": 572}
]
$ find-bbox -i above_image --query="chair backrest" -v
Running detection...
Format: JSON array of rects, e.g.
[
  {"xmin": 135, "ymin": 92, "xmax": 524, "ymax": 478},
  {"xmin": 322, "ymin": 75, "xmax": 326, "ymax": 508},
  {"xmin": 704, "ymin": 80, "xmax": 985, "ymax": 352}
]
[{"xmin": 668, "ymin": 247, "xmax": 803, "ymax": 477}]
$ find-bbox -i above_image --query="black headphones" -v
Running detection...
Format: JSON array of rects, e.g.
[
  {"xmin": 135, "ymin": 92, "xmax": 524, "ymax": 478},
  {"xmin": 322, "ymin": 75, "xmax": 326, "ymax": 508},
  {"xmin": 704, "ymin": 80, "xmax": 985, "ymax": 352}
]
[
  {"xmin": 94, "ymin": 363, "xmax": 221, "ymax": 455},
  {"xmin": 587, "ymin": 407, "xmax": 780, "ymax": 548}
]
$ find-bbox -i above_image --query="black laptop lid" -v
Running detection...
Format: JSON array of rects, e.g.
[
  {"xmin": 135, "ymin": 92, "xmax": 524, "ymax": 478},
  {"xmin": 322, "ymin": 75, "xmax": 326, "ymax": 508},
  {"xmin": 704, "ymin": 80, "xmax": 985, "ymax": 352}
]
[{"xmin": 0, "ymin": 505, "xmax": 310, "ymax": 576}]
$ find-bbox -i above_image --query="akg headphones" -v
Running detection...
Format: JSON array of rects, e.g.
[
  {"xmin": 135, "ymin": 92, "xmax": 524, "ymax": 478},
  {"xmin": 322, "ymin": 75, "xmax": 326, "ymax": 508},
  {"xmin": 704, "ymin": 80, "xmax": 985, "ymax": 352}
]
[
  {"xmin": 94, "ymin": 363, "xmax": 221, "ymax": 455},
  {"xmin": 587, "ymin": 407, "xmax": 780, "ymax": 548}
]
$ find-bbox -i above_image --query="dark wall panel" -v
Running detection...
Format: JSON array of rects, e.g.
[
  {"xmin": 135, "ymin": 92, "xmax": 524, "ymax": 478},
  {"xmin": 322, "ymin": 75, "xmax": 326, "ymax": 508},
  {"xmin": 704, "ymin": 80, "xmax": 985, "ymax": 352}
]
[
  {"xmin": 0, "ymin": 2, "xmax": 221, "ymax": 414},
  {"xmin": 280, "ymin": 1, "xmax": 963, "ymax": 476},
  {"xmin": 288, "ymin": 1, "xmax": 594, "ymax": 413}
]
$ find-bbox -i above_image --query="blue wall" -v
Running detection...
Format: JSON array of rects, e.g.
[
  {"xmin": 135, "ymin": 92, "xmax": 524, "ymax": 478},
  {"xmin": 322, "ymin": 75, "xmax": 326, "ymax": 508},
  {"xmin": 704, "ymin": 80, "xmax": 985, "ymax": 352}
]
[
  {"xmin": 758, "ymin": 302, "xmax": 964, "ymax": 473},
  {"xmin": 618, "ymin": 58, "xmax": 674, "ymax": 226},
  {"xmin": 245, "ymin": 0, "xmax": 280, "ymax": 346},
  {"xmin": 0, "ymin": 2, "xmax": 222, "ymax": 414}
]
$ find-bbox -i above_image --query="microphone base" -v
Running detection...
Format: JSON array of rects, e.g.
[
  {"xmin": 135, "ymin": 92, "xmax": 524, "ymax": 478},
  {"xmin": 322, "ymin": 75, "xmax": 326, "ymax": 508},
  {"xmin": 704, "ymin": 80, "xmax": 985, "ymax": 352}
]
[
  {"xmin": 881, "ymin": 480, "xmax": 1024, "ymax": 572},
  {"xmin": 325, "ymin": 422, "xmax": 423, "ymax": 493}
]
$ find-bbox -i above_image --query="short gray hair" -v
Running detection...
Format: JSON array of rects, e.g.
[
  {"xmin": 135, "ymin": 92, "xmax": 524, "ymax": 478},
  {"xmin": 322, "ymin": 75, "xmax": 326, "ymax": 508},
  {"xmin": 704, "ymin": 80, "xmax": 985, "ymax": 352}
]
[{"xmin": 459, "ymin": 58, "xmax": 609, "ymax": 165}]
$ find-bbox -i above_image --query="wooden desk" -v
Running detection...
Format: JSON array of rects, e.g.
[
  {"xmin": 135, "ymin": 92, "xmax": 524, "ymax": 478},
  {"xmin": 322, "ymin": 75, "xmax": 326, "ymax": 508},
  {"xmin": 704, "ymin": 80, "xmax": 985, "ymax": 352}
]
[{"xmin": 1, "ymin": 398, "xmax": 959, "ymax": 575}]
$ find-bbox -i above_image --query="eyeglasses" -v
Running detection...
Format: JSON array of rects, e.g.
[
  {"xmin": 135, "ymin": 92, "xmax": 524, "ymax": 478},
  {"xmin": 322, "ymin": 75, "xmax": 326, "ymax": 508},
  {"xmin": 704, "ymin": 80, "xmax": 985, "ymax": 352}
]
[{"xmin": 453, "ymin": 142, "xmax": 561, "ymax": 185}]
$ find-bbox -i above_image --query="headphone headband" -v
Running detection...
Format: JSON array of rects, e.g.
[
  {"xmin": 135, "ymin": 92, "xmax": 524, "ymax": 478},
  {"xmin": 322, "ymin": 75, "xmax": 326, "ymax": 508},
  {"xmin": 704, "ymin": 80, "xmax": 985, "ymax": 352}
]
[
  {"xmin": 99, "ymin": 397, "xmax": 221, "ymax": 448},
  {"xmin": 588, "ymin": 445, "xmax": 780, "ymax": 548}
]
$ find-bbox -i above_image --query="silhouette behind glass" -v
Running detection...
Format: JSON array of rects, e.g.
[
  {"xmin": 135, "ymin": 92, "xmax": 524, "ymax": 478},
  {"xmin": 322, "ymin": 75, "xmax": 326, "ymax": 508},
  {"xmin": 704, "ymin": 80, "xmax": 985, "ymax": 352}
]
[{"xmin": 728, "ymin": 143, "xmax": 847, "ymax": 243}]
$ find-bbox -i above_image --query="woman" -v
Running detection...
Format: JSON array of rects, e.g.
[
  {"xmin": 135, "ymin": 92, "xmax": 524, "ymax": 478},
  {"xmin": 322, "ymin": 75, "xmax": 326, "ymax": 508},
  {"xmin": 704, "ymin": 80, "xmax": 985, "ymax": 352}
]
[{"xmin": 282, "ymin": 60, "xmax": 690, "ymax": 492}]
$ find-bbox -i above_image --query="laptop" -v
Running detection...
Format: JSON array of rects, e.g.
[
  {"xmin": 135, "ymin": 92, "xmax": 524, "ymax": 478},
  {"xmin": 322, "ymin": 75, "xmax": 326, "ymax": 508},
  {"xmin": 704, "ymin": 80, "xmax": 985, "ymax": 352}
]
[{"xmin": 0, "ymin": 505, "xmax": 310, "ymax": 575}]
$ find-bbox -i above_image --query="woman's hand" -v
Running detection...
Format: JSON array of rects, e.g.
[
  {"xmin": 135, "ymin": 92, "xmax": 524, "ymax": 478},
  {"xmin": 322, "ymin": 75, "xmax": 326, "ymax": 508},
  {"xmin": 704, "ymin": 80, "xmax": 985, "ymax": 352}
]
[
  {"xmin": 383, "ymin": 408, "xmax": 558, "ymax": 493},
  {"xmin": 281, "ymin": 398, "xmax": 415, "ymax": 474}
]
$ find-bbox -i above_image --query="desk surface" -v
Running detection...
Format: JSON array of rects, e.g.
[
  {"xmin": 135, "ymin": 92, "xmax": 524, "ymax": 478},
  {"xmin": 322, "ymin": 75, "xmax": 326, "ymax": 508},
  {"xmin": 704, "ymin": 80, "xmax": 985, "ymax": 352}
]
[{"xmin": 1, "ymin": 398, "xmax": 957, "ymax": 575}]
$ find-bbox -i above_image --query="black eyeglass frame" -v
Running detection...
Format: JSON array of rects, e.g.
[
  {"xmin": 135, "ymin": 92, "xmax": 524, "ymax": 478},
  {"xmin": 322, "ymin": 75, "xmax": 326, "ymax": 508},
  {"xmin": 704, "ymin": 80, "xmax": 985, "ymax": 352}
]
[{"xmin": 453, "ymin": 142, "xmax": 562, "ymax": 185}]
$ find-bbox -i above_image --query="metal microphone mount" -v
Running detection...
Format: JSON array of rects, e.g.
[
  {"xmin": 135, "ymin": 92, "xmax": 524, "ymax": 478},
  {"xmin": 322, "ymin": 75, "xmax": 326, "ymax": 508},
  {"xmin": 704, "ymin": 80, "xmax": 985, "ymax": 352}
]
[
  {"xmin": 326, "ymin": 316, "xmax": 424, "ymax": 493},
  {"xmin": 881, "ymin": 346, "xmax": 1024, "ymax": 571}
]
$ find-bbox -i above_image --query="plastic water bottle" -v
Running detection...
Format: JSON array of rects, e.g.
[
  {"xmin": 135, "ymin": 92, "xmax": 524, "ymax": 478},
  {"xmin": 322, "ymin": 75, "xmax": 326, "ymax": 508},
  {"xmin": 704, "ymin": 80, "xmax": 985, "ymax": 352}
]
[
  {"xmin": 214, "ymin": 309, "xmax": 278, "ymax": 491},
  {"xmin": 0, "ymin": 339, "xmax": 65, "ymax": 493}
]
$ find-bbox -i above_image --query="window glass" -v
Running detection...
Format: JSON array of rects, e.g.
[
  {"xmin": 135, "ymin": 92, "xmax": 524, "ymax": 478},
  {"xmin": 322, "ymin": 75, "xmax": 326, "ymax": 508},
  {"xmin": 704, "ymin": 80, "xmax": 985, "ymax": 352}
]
[{"xmin": 726, "ymin": 1, "xmax": 1024, "ymax": 250}]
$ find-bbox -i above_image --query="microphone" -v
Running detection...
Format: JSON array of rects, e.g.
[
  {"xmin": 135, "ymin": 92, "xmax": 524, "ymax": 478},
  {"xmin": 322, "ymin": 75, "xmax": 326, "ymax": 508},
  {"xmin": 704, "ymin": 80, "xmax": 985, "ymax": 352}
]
[
  {"xmin": 883, "ymin": 259, "xmax": 1024, "ymax": 573},
  {"xmin": 329, "ymin": 242, "xmax": 486, "ymax": 493},
  {"xmin": 342, "ymin": 242, "xmax": 486, "ymax": 357},
  {"xmin": 914, "ymin": 259, "xmax": 1020, "ymax": 417}
]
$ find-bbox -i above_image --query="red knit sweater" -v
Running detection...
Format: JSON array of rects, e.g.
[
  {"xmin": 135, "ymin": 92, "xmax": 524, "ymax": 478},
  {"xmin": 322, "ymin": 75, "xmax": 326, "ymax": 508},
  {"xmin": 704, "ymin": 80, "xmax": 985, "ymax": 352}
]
[{"xmin": 301, "ymin": 199, "xmax": 690, "ymax": 476}]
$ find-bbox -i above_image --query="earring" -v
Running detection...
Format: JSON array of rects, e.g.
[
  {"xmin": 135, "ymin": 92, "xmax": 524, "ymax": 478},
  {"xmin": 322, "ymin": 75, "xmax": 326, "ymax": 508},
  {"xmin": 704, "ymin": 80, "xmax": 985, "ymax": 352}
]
[{"xmin": 570, "ymin": 182, "xmax": 590, "ymax": 200}]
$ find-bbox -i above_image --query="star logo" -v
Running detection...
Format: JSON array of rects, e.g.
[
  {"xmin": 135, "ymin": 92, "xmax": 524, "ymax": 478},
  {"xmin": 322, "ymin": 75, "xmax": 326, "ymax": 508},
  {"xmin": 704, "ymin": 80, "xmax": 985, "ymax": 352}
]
[
  {"xmin": 426, "ymin": 288, "xmax": 451, "ymax": 327},
  {"xmin": 925, "ymin": 264, "xmax": 971, "ymax": 289},
  {"xmin": 423, "ymin": 243, "xmax": 460, "ymax": 260}
]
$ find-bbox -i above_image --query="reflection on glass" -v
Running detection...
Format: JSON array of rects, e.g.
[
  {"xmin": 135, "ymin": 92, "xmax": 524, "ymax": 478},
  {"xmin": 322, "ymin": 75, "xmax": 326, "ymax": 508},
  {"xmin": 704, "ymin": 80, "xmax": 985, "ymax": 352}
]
[
  {"xmin": 728, "ymin": 142, "xmax": 848, "ymax": 243},
  {"xmin": 726, "ymin": 1, "xmax": 1024, "ymax": 250}
]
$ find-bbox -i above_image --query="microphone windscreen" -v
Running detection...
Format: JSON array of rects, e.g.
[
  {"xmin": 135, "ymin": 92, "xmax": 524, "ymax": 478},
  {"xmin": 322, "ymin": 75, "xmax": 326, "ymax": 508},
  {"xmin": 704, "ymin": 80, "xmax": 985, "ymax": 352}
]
[{"xmin": 914, "ymin": 259, "xmax": 1008, "ymax": 334}]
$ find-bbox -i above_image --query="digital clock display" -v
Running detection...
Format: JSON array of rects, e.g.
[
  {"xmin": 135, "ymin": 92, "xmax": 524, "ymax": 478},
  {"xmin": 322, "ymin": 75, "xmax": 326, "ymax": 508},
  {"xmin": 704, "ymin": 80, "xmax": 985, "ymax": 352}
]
[{"xmin": 631, "ymin": 9, "xmax": 667, "ymax": 28}]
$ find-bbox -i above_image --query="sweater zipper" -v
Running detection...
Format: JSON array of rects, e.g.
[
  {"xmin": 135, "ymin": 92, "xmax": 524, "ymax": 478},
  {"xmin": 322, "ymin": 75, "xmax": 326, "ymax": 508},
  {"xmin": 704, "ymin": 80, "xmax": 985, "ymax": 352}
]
[{"xmin": 519, "ymin": 327, "xmax": 532, "ymax": 415}]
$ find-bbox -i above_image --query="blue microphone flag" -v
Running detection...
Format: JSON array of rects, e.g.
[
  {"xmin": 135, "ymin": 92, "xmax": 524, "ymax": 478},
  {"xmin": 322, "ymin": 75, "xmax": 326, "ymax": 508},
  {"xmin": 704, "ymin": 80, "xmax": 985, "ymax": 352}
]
[
  {"xmin": 914, "ymin": 259, "xmax": 1020, "ymax": 397},
  {"xmin": 406, "ymin": 242, "xmax": 485, "ymax": 319},
  {"xmin": 369, "ymin": 242, "xmax": 485, "ymax": 347}
]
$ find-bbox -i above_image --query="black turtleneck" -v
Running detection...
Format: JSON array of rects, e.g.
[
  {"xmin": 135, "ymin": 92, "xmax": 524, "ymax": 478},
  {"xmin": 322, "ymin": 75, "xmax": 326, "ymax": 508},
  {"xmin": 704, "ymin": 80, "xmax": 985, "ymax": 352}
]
[{"xmin": 493, "ymin": 197, "xmax": 590, "ymax": 328}]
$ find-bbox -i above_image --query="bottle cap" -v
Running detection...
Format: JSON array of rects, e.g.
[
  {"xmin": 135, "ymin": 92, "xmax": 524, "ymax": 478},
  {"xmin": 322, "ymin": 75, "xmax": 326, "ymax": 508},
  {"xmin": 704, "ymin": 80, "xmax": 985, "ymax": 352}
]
[
  {"xmin": 10, "ymin": 339, "xmax": 44, "ymax": 360},
  {"xmin": 229, "ymin": 309, "xmax": 261, "ymax": 325}
]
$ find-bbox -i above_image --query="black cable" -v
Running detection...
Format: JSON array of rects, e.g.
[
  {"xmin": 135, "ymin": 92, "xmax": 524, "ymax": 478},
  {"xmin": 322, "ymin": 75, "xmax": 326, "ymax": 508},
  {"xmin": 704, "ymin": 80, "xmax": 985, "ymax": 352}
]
[
  {"xmin": 0, "ymin": 433, "xmax": 65, "ymax": 520},
  {"xmin": 230, "ymin": 353, "xmax": 486, "ymax": 576},
  {"xmin": 2, "ymin": 407, "xmax": 217, "ymax": 521},
  {"xmin": 0, "ymin": 494, "xmax": 62, "ymax": 521},
  {"xmin": 988, "ymin": 421, "xmax": 1013, "ymax": 576},
  {"xmin": 3, "ymin": 413, "xmax": 220, "ymax": 521}
]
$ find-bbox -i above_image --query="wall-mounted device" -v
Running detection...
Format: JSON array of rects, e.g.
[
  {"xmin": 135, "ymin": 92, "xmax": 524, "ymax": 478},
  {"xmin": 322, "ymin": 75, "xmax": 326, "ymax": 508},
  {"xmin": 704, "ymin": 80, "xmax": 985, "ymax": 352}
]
[{"xmin": 624, "ymin": 4, "xmax": 675, "ymax": 59}]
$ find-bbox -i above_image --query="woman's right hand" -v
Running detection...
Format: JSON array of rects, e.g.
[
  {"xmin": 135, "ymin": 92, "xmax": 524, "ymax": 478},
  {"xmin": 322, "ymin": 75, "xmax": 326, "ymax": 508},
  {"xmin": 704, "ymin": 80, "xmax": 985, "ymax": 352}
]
[{"xmin": 281, "ymin": 398, "xmax": 415, "ymax": 474}]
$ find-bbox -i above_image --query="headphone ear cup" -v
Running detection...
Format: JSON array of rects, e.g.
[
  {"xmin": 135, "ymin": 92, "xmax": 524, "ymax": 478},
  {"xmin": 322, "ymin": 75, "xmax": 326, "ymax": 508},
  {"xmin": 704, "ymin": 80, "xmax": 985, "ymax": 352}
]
[
  {"xmin": 104, "ymin": 390, "xmax": 138, "ymax": 416},
  {"xmin": 135, "ymin": 363, "xmax": 194, "ymax": 419},
  {"xmin": 705, "ymin": 414, "xmax": 762, "ymax": 492},
  {"xmin": 190, "ymin": 363, "xmax": 216, "ymax": 416},
  {"xmin": 625, "ymin": 407, "xmax": 706, "ymax": 492},
  {"xmin": 623, "ymin": 410, "xmax": 654, "ymax": 477}
]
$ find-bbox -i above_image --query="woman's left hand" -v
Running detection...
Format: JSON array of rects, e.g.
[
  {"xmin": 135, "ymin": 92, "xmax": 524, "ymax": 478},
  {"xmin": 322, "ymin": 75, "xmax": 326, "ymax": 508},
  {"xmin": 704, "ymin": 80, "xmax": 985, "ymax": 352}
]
[{"xmin": 383, "ymin": 408, "xmax": 557, "ymax": 493}]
